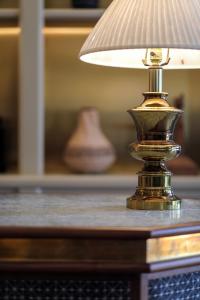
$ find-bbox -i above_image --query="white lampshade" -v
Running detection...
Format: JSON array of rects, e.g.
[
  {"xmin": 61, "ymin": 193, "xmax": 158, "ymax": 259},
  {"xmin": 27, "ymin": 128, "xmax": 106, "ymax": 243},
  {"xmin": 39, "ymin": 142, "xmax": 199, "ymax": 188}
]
[{"xmin": 80, "ymin": 0, "xmax": 200, "ymax": 69}]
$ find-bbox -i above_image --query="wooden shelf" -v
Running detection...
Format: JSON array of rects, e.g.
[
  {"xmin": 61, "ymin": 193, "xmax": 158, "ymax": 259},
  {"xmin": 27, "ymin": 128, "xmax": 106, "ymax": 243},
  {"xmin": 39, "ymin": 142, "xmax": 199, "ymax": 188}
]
[
  {"xmin": 0, "ymin": 175, "xmax": 199, "ymax": 198},
  {"xmin": 0, "ymin": 9, "xmax": 18, "ymax": 26},
  {"xmin": 0, "ymin": 9, "xmax": 18, "ymax": 19},
  {"xmin": 45, "ymin": 8, "xmax": 104, "ymax": 24},
  {"xmin": 0, "ymin": 8, "xmax": 104, "ymax": 26}
]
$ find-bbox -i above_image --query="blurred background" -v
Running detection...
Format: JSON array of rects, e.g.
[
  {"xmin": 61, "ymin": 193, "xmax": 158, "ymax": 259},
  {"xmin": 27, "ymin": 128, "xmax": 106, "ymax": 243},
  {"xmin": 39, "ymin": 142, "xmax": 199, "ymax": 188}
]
[{"xmin": 0, "ymin": 0, "xmax": 199, "ymax": 175}]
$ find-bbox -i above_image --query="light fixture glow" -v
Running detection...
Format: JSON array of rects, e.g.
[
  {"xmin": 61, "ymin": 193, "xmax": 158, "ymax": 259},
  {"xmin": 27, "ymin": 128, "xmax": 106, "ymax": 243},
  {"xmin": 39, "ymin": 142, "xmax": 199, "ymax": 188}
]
[
  {"xmin": 0, "ymin": 28, "xmax": 20, "ymax": 35},
  {"xmin": 80, "ymin": 48, "xmax": 200, "ymax": 70},
  {"xmin": 0, "ymin": 27, "xmax": 92, "ymax": 36},
  {"xmin": 43, "ymin": 27, "xmax": 92, "ymax": 35}
]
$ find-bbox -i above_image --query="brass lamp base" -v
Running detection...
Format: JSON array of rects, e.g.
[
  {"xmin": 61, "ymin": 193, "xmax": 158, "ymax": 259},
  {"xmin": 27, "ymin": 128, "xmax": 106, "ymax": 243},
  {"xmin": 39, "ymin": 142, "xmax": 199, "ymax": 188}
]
[
  {"xmin": 127, "ymin": 165, "xmax": 181, "ymax": 210},
  {"xmin": 126, "ymin": 52, "xmax": 183, "ymax": 211},
  {"xmin": 127, "ymin": 190, "xmax": 181, "ymax": 210},
  {"xmin": 127, "ymin": 197, "xmax": 181, "ymax": 211},
  {"xmin": 127, "ymin": 92, "xmax": 183, "ymax": 211}
]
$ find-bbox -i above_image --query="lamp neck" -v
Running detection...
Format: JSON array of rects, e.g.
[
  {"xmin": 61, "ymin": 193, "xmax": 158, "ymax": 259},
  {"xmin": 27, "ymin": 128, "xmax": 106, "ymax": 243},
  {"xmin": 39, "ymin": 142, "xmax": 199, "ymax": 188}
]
[{"xmin": 149, "ymin": 67, "xmax": 163, "ymax": 93}]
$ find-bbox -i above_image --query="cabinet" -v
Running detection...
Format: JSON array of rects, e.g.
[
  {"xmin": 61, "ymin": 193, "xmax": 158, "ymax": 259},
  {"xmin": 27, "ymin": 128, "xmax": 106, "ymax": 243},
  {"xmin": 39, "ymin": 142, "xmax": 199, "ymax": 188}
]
[{"xmin": 0, "ymin": 192, "xmax": 200, "ymax": 299}]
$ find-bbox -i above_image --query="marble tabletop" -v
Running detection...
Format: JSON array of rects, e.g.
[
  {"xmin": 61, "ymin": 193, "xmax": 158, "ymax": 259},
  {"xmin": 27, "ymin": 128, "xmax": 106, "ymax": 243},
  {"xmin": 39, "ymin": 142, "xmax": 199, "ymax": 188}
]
[{"xmin": 0, "ymin": 191, "xmax": 199, "ymax": 229}]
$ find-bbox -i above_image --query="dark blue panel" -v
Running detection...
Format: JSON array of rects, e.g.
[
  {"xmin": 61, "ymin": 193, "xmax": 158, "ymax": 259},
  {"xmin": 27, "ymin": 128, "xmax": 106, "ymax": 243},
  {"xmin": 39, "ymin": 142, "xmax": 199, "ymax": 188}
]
[
  {"xmin": 149, "ymin": 271, "xmax": 200, "ymax": 300},
  {"xmin": 0, "ymin": 279, "xmax": 132, "ymax": 300}
]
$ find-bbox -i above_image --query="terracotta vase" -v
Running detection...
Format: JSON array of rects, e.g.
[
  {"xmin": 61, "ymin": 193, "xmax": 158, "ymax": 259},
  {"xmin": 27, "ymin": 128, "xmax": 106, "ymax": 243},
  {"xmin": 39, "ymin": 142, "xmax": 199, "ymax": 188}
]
[{"xmin": 64, "ymin": 107, "xmax": 116, "ymax": 173}]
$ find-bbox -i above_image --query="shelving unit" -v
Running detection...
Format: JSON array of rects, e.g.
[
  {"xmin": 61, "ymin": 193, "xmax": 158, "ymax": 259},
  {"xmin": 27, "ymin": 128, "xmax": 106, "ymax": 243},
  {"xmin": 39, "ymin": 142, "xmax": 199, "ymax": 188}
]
[
  {"xmin": 0, "ymin": 4, "xmax": 109, "ymax": 180},
  {"xmin": 0, "ymin": 4, "xmax": 104, "ymax": 177},
  {"xmin": 0, "ymin": 1, "xmax": 199, "ymax": 194}
]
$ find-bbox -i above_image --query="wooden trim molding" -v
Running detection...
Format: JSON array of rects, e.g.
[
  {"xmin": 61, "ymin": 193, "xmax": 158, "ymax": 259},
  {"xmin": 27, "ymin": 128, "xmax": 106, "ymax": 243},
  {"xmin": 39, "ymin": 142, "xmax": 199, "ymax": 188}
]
[{"xmin": 0, "ymin": 222, "xmax": 200, "ymax": 239}]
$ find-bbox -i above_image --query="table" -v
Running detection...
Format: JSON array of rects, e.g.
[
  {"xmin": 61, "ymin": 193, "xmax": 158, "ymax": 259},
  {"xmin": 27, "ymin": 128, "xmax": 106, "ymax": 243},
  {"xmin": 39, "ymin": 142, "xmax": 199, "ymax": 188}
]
[{"xmin": 0, "ymin": 191, "xmax": 200, "ymax": 299}]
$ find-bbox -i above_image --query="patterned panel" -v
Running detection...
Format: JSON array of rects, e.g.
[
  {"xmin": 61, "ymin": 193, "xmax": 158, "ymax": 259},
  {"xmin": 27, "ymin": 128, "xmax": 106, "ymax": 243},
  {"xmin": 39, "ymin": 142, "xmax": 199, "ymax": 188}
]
[
  {"xmin": 149, "ymin": 271, "xmax": 200, "ymax": 300},
  {"xmin": 0, "ymin": 279, "xmax": 131, "ymax": 300}
]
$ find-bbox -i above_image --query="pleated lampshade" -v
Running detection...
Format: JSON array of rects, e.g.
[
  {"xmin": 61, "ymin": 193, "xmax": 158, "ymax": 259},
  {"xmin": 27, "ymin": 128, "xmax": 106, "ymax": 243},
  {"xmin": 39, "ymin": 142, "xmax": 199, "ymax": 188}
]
[{"xmin": 80, "ymin": 0, "xmax": 200, "ymax": 69}]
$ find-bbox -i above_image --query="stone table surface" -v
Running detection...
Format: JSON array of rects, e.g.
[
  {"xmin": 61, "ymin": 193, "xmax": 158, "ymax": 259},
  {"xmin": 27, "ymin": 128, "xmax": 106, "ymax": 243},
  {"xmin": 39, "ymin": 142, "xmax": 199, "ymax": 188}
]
[{"xmin": 0, "ymin": 191, "xmax": 199, "ymax": 229}]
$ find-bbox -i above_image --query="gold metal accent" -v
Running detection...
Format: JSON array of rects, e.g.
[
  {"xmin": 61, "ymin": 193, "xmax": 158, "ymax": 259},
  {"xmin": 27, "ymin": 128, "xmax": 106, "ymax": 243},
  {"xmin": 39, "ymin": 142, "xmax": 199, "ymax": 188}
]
[
  {"xmin": 142, "ymin": 48, "xmax": 170, "ymax": 67},
  {"xmin": 149, "ymin": 68, "xmax": 163, "ymax": 93},
  {"xmin": 0, "ymin": 233, "xmax": 200, "ymax": 265},
  {"xmin": 147, "ymin": 233, "xmax": 200, "ymax": 263},
  {"xmin": 0, "ymin": 238, "xmax": 146, "ymax": 264},
  {"xmin": 127, "ymin": 52, "xmax": 182, "ymax": 210}
]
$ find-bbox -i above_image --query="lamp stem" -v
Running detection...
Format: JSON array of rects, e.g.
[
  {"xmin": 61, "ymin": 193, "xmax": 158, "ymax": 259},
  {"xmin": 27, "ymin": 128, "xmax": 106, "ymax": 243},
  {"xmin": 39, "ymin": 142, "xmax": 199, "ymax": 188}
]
[{"xmin": 149, "ymin": 67, "xmax": 163, "ymax": 93}]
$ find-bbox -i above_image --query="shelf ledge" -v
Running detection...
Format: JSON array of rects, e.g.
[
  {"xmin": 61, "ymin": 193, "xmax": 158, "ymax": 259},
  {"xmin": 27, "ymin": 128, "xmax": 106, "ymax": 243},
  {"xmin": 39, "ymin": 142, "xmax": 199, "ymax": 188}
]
[
  {"xmin": 45, "ymin": 8, "xmax": 104, "ymax": 23},
  {"xmin": 0, "ymin": 175, "xmax": 199, "ymax": 197},
  {"xmin": 0, "ymin": 8, "xmax": 104, "ymax": 24}
]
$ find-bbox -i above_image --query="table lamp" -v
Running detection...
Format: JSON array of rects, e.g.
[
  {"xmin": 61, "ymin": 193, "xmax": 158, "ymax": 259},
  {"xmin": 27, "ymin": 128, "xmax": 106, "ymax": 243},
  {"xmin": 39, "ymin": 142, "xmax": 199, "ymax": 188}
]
[{"xmin": 79, "ymin": 0, "xmax": 200, "ymax": 210}]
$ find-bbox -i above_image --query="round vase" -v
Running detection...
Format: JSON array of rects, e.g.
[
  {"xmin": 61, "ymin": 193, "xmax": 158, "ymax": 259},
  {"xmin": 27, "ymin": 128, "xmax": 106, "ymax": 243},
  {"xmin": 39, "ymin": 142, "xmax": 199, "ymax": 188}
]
[{"xmin": 64, "ymin": 107, "xmax": 116, "ymax": 173}]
